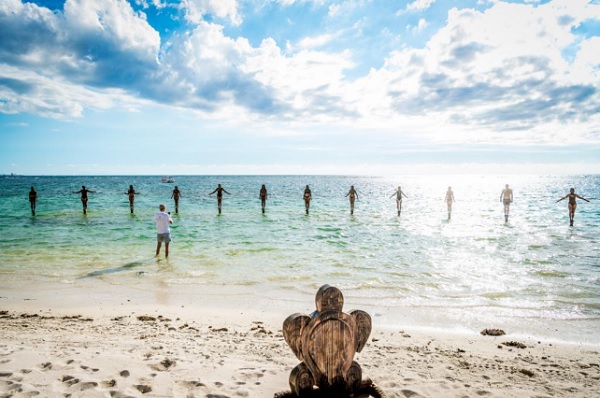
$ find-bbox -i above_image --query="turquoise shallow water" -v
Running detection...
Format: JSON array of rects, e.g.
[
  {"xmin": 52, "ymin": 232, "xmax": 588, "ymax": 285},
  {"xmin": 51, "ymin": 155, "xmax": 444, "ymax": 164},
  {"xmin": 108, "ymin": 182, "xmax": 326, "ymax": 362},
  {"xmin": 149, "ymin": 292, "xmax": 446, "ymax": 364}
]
[{"xmin": 1, "ymin": 175, "xmax": 599, "ymax": 343}]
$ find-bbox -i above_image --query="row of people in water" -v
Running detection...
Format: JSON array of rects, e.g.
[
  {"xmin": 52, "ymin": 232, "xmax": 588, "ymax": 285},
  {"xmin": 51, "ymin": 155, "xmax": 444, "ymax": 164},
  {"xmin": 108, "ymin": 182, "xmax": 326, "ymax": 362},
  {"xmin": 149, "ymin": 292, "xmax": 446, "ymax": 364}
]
[{"xmin": 27, "ymin": 183, "xmax": 590, "ymax": 225}]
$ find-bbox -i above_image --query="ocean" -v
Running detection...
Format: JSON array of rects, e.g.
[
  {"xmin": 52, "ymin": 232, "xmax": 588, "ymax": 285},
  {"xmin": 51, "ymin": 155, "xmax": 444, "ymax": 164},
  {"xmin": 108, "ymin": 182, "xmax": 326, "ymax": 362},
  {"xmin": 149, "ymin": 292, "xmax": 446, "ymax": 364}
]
[{"xmin": 1, "ymin": 175, "xmax": 599, "ymax": 344}]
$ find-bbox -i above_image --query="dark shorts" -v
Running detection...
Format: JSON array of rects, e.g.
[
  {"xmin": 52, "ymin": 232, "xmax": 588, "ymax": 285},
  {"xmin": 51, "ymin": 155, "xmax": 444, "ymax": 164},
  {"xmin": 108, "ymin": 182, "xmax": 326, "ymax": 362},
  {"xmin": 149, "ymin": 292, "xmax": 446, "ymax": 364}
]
[
  {"xmin": 157, "ymin": 233, "xmax": 171, "ymax": 243},
  {"xmin": 503, "ymin": 199, "xmax": 511, "ymax": 205}
]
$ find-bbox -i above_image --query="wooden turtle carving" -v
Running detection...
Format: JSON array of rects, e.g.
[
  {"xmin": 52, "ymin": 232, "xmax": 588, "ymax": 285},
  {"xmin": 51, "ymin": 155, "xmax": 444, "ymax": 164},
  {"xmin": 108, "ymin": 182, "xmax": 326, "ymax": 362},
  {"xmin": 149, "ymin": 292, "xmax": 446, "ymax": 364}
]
[{"xmin": 275, "ymin": 285, "xmax": 386, "ymax": 398}]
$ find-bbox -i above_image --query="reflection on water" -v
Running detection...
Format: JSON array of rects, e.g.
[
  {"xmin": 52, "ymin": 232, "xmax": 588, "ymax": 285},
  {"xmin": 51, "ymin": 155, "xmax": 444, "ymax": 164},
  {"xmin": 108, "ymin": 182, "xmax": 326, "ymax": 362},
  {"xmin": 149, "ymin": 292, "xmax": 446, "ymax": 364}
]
[{"xmin": 0, "ymin": 174, "xmax": 599, "ymax": 342}]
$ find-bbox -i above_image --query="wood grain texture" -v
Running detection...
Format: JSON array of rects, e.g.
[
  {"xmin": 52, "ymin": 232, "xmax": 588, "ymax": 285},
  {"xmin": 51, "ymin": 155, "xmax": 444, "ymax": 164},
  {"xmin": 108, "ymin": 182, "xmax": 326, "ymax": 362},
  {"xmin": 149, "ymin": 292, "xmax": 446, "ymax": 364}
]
[{"xmin": 279, "ymin": 285, "xmax": 383, "ymax": 397}]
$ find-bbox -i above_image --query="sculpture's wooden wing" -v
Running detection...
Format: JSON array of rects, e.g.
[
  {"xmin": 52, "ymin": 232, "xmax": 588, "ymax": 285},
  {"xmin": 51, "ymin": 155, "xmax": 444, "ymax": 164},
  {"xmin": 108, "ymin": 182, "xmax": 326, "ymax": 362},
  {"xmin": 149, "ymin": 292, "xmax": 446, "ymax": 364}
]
[
  {"xmin": 350, "ymin": 310, "xmax": 372, "ymax": 352},
  {"xmin": 282, "ymin": 313, "xmax": 311, "ymax": 360}
]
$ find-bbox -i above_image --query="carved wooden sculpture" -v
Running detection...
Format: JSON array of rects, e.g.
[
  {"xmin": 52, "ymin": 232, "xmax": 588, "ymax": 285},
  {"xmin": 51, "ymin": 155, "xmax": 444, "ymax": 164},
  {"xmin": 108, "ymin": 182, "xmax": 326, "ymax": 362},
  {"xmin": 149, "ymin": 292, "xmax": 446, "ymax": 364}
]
[{"xmin": 275, "ymin": 285, "xmax": 386, "ymax": 398}]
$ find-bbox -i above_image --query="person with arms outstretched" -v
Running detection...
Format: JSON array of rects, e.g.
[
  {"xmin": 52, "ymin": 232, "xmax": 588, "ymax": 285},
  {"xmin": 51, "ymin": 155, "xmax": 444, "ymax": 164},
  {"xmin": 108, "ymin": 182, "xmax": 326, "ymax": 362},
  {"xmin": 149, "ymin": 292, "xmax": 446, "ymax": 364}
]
[
  {"xmin": 259, "ymin": 184, "xmax": 268, "ymax": 214},
  {"xmin": 303, "ymin": 185, "xmax": 312, "ymax": 215},
  {"xmin": 28, "ymin": 186, "xmax": 38, "ymax": 216},
  {"xmin": 445, "ymin": 186, "xmax": 455, "ymax": 220},
  {"xmin": 210, "ymin": 184, "xmax": 230, "ymax": 215},
  {"xmin": 171, "ymin": 186, "xmax": 182, "ymax": 214},
  {"xmin": 346, "ymin": 185, "xmax": 358, "ymax": 215},
  {"xmin": 155, "ymin": 204, "xmax": 173, "ymax": 257},
  {"xmin": 390, "ymin": 186, "xmax": 408, "ymax": 217},
  {"xmin": 126, "ymin": 185, "xmax": 139, "ymax": 214},
  {"xmin": 73, "ymin": 185, "xmax": 95, "ymax": 214},
  {"xmin": 500, "ymin": 184, "xmax": 513, "ymax": 223},
  {"xmin": 556, "ymin": 188, "xmax": 589, "ymax": 226}
]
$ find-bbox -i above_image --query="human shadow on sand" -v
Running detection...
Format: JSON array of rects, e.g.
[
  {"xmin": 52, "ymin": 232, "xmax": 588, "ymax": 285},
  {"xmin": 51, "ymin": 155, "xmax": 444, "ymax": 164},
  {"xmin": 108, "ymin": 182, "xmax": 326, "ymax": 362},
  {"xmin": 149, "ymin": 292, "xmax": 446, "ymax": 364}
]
[{"xmin": 78, "ymin": 258, "xmax": 156, "ymax": 279}]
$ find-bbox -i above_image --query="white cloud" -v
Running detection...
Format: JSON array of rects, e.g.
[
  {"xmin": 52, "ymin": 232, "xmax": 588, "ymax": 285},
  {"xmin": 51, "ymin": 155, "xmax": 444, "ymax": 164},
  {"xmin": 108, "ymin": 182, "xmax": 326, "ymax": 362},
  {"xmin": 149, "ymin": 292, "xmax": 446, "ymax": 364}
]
[
  {"xmin": 328, "ymin": 3, "xmax": 341, "ymax": 17},
  {"xmin": 410, "ymin": 18, "xmax": 427, "ymax": 34},
  {"xmin": 297, "ymin": 33, "xmax": 335, "ymax": 50},
  {"xmin": 241, "ymin": 37, "xmax": 355, "ymax": 121},
  {"xmin": 407, "ymin": 0, "xmax": 436, "ymax": 12},
  {"xmin": 0, "ymin": 0, "xmax": 166, "ymax": 121},
  {"xmin": 397, "ymin": 0, "xmax": 436, "ymax": 15},
  {"xmin": 572, "ymin": 37, "xmax": 600, "ymax": 83},
  {"xmin": 1, "ymin": 0, "xmax": 599, "ymax": 148},
  {"xmin": 182, "ymin": 0, "xmax": 241, "ymax": 26},
  {"xmin": 276, "ymin": 0, "xmax": 328, "ymax": 6},
  {"xmin": 0, "ymin": 65, "xmax": 114, "ymax": 118},
  {"xmin": 64, "ymin": 0, "xmax": 160, "ymax": 61},
  {"xmin": 356, "ymin": 0, "xmax": 600, "ymax": 144}
]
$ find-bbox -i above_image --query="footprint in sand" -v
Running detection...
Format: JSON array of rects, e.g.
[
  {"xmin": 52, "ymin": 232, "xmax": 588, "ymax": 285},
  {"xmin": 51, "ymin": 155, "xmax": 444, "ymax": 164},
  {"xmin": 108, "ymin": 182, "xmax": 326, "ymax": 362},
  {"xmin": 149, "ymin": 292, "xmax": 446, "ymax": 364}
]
[
  {"xmin": 101, "ymin": 379, "xmax": 117, "ymax": 388},
  {"xmin": 400, "ymin": 389, "xmax": 423, "ymax": 397},
  {"xmin": 149, "ymin": 358, "xmax": 176, "ymax": 371},
  {"xmin": 77, "ymin": 381, "xmax": 99, "ymax": 391},
  {"xmin": 0, "ymin": 380, "xmax": 24, "ymax": 394},
  {"xmin": 61, "ymin": 375, "xmax": 80, "ymax": 386},
  {"xmin": 38, "ymin": 362, "xmax": 52, "ymax": 371},
  {"xmin": 178, "ymin": 380, "xmax": 205, "ymax": 388},
  {"xmin": 0, "ymin": 379, "xmax": 15, "ymax": 388},
  {"xmin": 135, "ymin": 384, "xmax": 152, "ymax": 393}
]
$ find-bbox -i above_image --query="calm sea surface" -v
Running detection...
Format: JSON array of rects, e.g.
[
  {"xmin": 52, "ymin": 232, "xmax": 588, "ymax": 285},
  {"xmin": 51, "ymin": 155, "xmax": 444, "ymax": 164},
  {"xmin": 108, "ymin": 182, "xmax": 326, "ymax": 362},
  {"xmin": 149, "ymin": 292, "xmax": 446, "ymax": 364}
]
[{"xmin": 1, "ymin": 175, "xmax": 599, "ymax": 343}]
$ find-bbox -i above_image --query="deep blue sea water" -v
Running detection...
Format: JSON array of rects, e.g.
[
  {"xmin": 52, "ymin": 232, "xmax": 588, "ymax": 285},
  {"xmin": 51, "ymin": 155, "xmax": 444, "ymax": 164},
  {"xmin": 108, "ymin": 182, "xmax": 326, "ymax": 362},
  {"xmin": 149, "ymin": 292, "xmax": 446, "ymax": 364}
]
[{"xmin": 1, "ymin": 175, "xmax": 599, "ymax": 343}]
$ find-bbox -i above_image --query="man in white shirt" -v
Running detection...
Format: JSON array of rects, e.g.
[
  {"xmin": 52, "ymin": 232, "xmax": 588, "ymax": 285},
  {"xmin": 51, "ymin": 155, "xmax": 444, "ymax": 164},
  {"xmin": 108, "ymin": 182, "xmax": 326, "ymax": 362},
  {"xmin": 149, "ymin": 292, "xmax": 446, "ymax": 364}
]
[{"xmin": 155, "ymin": 204, "xmax": 173, "ymax": 257}]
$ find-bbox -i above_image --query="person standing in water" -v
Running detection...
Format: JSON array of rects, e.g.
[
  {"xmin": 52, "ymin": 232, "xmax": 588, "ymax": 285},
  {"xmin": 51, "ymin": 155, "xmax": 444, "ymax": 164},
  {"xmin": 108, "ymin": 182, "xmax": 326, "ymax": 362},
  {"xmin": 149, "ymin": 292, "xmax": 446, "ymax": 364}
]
[
  {"xmin": 445, "ymin": 186, "xmax": 455, "ymax": 220},
  {"xmin": 346, "ymin": 185, "xmax": 358, "ymax": 215},
  {"xmin": 500, "ymin": 184, "xmax": 513, "ymax": 223},
  {"xmin": 73, "ymin": 185, "xmax": 95, "ymax": 214},
  {"xmin": 303, "ymin": 185, "xmax": 312, "ymax": 215},
  {"xmin": 125, "ymin": 185, "xmax": 139, "ymax": 214},
  {"xmin": 259, "ymin": 184, "xmax": 268, "ymax": 214},
  {"xmin": 209, "ymin": 184, "xmax": 230, "ymax": 215},
  {"xmin": 556, "ymin": 188, "xmax": 590, "ymax": 226},
  {"xmin": 390, "ymin": 186, "xmax": 408, "ymax": 217},
  {"xmin": 28, "ymin": 187, "xmax": 38, "ymax": 216},
  {"xmin": 155, "ymin": 204, "xmax": 173, "ymax": 257},
  {"xmin": 171, "ymin": 186, "xmax": 182, "ymax": 214}
]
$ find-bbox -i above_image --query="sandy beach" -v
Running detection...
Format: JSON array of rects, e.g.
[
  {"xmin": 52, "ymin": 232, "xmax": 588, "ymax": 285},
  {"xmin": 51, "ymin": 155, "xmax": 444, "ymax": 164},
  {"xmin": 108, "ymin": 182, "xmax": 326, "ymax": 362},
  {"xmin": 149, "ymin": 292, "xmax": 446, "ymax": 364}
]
[{"xmin": 1, "ymin": 283, "xmax": 599, "ymax": 398}]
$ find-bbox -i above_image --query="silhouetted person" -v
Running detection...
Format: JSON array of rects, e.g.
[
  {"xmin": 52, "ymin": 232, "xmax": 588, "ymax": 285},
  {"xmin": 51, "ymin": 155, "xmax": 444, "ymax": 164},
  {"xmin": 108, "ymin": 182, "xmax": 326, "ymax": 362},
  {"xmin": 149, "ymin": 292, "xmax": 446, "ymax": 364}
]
[
  {"xmin": 28, "ymin": 187, "xmax": 37, "ymax": 216},
  {"xmin": 73, "ymin": 185, "xmax": 95, "ymax": 214},
  {"xmin": 500, "ymin": 184, "xmax": 513, "ymax": 223},
  {"xmin": 390, "ymin": 186, "xmax": 408, "ymax": 217},
  {"xmin": 126, "ymin": 185, "xmax": 139, "ymax": 214},
  {"xmin": 346, "ymin": 185, "xmax": 358, "ymax": 215},
  {"xmin": 155, "ymin": 204, "xmax": 173, "ymax": 257},
  {"xmin": 303, "ymin": 185, "xmax": 312, "ymax": 215},
  {"xmin": 445, "ymin": 186, "xmax": 455, "ymax": 220},
  {"xmin": 171, "ymin": 186, "xmax": 182, "ymax": 214},
  {"xmin": 210, "ymin": 184, "xmax": 230, "ymax": 215},
  {"xmin": 556, "ymin": 188, "xmax": 589, "ymax": 226},
  {"xmin": 260, "ymin": 184, "xmax": 268, "ymax": 214}
]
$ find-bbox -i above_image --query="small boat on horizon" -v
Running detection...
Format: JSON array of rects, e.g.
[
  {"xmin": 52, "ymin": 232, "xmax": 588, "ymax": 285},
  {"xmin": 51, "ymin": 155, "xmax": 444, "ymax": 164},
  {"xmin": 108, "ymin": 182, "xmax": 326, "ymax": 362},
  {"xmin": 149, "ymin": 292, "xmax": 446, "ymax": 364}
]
[{"xmin": 161, "ymin": 176, "xmax": 175, "ymax": 183}]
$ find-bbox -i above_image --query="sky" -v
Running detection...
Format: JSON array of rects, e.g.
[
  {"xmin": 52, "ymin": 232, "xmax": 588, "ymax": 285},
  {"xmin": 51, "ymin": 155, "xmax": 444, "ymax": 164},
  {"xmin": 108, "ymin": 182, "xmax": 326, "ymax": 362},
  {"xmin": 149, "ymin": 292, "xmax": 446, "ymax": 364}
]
[{"xmin": 1, "ymin": 0, "xmax": 599, "ymax": 175}]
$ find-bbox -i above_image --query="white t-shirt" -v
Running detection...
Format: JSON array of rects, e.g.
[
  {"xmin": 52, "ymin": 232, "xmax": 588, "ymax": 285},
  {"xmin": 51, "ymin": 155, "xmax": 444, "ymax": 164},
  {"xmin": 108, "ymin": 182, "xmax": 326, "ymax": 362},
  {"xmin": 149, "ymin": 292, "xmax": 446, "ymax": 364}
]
[{"xmin": 155, "ymin": 211, "xmax": 172, "ymax": 234}]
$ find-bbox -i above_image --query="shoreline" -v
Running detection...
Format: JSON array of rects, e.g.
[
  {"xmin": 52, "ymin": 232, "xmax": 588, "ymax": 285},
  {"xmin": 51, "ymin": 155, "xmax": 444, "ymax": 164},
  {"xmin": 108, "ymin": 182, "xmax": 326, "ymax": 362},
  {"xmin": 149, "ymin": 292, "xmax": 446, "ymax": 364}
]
[{"xmin": 1, "ymin": 276, "xmax": 599, "ymax": 346}]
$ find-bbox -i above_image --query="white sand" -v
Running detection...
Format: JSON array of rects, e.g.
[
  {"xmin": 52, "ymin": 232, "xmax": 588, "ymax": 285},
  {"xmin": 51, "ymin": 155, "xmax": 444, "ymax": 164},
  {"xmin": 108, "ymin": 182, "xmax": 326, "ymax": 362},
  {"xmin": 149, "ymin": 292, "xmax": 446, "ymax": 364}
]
[{"xmin": 1, "ymin": 283, "xmax": 599, "ymax": 398}]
